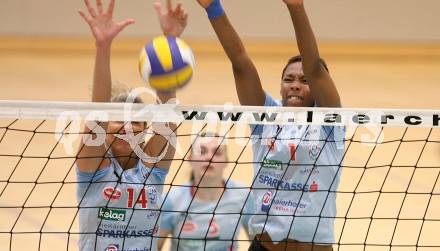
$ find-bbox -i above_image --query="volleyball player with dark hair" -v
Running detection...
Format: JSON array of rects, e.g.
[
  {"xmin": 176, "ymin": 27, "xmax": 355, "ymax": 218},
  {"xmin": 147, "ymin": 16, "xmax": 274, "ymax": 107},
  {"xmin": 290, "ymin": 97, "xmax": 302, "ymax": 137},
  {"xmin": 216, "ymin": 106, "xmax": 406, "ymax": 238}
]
[{"xmin": 196, "ymin": 0, "xmax": 345, "ymax": 250}]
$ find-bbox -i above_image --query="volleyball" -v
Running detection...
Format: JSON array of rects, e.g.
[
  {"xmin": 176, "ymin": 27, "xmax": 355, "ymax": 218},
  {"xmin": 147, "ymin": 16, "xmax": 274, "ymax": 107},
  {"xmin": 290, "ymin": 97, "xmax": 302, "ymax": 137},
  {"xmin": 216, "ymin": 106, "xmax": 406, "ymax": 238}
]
[{"xmin": 139, "ymin": 35, "xmax": 195, "ymax": 91}]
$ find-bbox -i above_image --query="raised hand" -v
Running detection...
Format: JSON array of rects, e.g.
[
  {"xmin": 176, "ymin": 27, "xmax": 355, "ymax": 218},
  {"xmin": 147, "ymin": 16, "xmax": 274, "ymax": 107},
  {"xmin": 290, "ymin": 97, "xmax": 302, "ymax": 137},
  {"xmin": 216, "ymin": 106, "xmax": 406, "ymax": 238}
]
[
  {"xmin": 196, "ymin": 0, "xmax": 214, "ymax": 9},
  {"xmin": 154, "ymin": 0, "xmax": 188, "ymax": 37},
  {"xmin": 78, "ymin": 0, "xmax": 135, "ymax": 46}
]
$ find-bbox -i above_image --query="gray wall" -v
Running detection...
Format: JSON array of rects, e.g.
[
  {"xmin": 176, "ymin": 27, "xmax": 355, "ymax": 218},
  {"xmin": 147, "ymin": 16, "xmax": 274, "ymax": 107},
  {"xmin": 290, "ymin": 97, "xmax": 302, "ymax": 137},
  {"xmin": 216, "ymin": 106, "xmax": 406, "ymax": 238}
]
[{"xmin": 1, "ymin": 0, "xmax": 439, "ymax": 41}]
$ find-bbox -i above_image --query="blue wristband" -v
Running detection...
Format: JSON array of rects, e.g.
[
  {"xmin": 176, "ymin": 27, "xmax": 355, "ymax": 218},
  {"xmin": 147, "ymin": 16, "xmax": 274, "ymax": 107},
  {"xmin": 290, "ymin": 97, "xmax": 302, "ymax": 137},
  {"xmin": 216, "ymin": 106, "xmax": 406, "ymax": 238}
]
[{"xmin": 206, "ymin": 0, "xmax": 225, "ymax": 20}]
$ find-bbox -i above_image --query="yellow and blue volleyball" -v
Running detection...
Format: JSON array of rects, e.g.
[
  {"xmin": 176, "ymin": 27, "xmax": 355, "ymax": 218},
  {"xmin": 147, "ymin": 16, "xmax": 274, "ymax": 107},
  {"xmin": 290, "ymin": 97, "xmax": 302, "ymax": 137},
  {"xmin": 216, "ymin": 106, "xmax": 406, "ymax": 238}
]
[{"xmin": 139, "ymin": 36, "xmax": 195, "ymax": 91}]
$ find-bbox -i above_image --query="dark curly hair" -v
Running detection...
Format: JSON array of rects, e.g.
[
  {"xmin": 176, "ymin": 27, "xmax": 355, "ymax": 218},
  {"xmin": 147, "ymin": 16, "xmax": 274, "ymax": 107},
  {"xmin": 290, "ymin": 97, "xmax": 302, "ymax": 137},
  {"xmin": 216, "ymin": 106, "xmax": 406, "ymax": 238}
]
[{"xmin": 281, "ymin": 55, "xmax": 329, "ymax": 80}]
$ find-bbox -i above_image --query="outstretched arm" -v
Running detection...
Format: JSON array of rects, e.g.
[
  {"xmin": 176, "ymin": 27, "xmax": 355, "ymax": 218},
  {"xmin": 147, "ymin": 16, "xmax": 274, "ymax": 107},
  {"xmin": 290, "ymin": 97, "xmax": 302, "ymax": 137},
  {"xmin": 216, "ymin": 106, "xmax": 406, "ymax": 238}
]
[
  {"xmin": 285, "ymin": 0, "xmax": 341, "ymax": 107},
  {"xmin": 76, "ymin": 0, "xmax": 135, "ymax": 173},
  {"xmin": 142, "ymin": 92, "xmax": 177, "ymax": 171},
  {"xmin": 141, "ymin": 0, "xmax": 188, "ymax": 170},
  {"xmin": 197, "ymin": 0, "xmax": 265, "ymax": 106}
]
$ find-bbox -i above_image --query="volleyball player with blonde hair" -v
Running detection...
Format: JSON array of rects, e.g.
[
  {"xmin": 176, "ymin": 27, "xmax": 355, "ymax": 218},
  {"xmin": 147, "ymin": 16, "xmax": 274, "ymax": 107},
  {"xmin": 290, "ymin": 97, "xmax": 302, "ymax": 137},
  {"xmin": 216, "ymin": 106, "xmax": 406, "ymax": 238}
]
[
  {"xmin": 75, "ymin": 0, "xmax": 186, "ymax": 250},
  {"xmin": 196, "ymin": 0, "xmax": 345, "ymax": 250},
  {"xmin": 158, "ymin": 132, "xmax": 254, "ymax": 251}
]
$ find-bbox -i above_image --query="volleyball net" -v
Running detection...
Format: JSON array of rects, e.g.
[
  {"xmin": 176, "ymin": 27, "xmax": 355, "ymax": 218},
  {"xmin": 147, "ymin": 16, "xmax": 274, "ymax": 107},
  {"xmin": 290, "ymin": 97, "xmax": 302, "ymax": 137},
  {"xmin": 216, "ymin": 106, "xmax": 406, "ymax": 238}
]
[{"xmin": 0, "ymin": 99, "xmax": 439, "ymax": 251}]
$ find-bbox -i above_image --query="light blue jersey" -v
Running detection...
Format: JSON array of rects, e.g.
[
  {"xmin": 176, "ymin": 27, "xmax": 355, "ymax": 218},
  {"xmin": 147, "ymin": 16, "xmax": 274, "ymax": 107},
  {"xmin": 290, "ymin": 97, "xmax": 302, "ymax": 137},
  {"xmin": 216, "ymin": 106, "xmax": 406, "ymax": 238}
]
[
  {"xmin": 249, "ymin": 94, "xmax": 345, "ymax": 244},
  {"xmin": 76, "ymin": 157, "xmax": 168, "ymax": 251},
  {"xmin": 160, "ymin": 180, "xmax": 255, "ymax": 251}
]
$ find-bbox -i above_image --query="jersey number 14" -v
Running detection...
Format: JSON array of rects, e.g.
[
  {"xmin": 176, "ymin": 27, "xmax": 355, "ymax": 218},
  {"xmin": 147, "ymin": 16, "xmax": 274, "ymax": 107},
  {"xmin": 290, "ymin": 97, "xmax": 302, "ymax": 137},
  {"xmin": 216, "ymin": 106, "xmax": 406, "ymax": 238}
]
[{"xmin": 127, "ymin": 188, "xmax": 148, "ymax": 208}]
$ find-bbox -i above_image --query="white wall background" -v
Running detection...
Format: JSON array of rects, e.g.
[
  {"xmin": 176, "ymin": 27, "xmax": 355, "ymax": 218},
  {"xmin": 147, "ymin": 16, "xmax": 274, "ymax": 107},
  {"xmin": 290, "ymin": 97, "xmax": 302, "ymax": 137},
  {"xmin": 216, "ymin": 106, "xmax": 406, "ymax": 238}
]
[{"xmin": 1, "ymin": 0, "xmax": 439, "ymax": 42}]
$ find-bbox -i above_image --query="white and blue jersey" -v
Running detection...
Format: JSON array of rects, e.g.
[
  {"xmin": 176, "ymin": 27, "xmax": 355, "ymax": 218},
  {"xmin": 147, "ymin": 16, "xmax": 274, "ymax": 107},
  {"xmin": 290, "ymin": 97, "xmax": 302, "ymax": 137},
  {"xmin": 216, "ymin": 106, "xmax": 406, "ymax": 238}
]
[
  {"xmin": 160, "ymin": 180, "xmax": 255, "ymax": 251},
  {"xmin": 76, "ymin": 157, "xmax": 168, "ymax": 251},
  {"xmin": 249, "ymin": 94, "xmax": 345, "ymax": 244}
]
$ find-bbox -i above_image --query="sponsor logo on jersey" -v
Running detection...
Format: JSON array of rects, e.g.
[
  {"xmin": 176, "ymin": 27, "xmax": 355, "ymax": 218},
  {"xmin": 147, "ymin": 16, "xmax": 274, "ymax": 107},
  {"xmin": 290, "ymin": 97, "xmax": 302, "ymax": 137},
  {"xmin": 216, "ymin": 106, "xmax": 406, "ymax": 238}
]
[
  {"xmin": 261, "ymin": 191, "xmax": 273, "ymax": 212},
  {"xmin": 97, "ymin": 227, "xmax": 156, "ymax": 238},
  {"xmin": 262, "ymin": 159, "xmax": 283, "ymax": 170},
  {"xmin": 98, "ymin": 208, "xmax": 126, "ymax": 222},
  {"xmin": 300, "ymin": 167, "xmax": 320, "ymax": 175},
  {"xmin": 271, "ymin": 199, "xmax": 309, "ymax": 214},
  {"xmin": 258, "ymin": 174, "xmax": 319, "ymax": 192},
  {"xmin": 147, "ymin": 186, "xmax": 157, "ymax": 204},
  {"xmin": 146, "ymin": 210, "xmax": 159, "ymax": 219},
  {"xmin": 182, "ymin": 220, "xmax": 197, "ymax": 233},
  {"xmin": 310, "ymin": 181, "xmax": 318, "ymax": 192},
  {"xmin": 105, "ymin": 246, "xmax": 150, "ymax": 251},
  {"xmin": 106, "ymin": 244, "xmax": 119, "ymax": 251},
  {"xmin": 180, "ymin": 239, "xmax": 204, "ymax": 249},
  {"xmin": 207, "ymin": 219, "xmax": 220, "ymax": 238},
  {"xmin": 308, "ymin": 143, "xmax": 321, "ymax": 160},
  {"xmin": 103, "ymin": 187, "xmax": 122, "ymax": 201}
]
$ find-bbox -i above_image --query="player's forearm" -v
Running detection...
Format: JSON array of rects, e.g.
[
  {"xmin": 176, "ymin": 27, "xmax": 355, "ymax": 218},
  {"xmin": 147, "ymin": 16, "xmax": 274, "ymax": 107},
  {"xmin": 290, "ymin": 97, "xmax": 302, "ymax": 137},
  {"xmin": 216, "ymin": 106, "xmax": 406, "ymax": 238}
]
[
  {"xmin": 287, "ymin": 3, "xmax": 322, "ymax": 76},
  {"xmin": 156, "ymin": 90, "xmax": 177, "ymax": 137},
  {"xmin": 149, "ymin": 91, "xmax": 177, "ymax": 169},
  {"xmin": 210, "ymin": 15, "xmax": 265, "ymax": 106},
  {"xmin": 91, "ymin": 43, "xmax": 112, "ymax": 103},
  {"xmin": 287, "ymin": 3, "xmax": 341, "ymax": 107},
  {"xmin": 78, "ymin": 43, "xmax": 112, "ymax": 172},
  {"xmin": 145, "ymin": 130, "xmax": 176, "ymax": 170},
  {"xmin": 88, "ymin": 45, "xmax": 111, "ymax": 133},
  {"xmin": 210, "ymin": 15, "xmax": 251, "ymax": 69}
]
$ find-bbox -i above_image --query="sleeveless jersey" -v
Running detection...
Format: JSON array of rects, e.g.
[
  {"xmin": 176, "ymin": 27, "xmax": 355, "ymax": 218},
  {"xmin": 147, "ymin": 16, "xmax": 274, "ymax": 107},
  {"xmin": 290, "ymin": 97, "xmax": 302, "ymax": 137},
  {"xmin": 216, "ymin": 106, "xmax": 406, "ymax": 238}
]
[
  {"xmin": 160, "ymin": 180, "xmax": 255, "ymax": 251},
  {"xmin": 77, "ymin": 158, "xmax": 167, "ymax": 251},
  {"xmin": 249, "ymin": 94, "xmax": 345, "ymax": 244}
]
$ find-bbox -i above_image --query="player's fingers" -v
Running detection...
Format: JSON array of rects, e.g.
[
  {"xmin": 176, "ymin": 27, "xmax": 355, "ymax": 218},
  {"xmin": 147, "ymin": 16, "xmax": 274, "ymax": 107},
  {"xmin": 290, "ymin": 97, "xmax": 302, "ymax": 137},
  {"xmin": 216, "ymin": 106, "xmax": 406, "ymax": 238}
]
[
  {"xmin": 84, "ymin": 0, "xmax": 96, "ymax": 17},
  {"xmin": 118, "ymin": 19, "xmax": 135, "ymax": 30},
  {"xmin": 96, "ymin": 0, "xmax": 103, "ymax": 14},
  {"xmin": 182, "ymin": 12, "xmax": 188, "ymax": 21},
  {"xmin": 78, "ymin": 9, "xmax": 93, "ymax": 25},
  {"xmin": 180, "ymin": 11, "xmax": 188, "ymax": 23},
  {"xmin": 166, "ymin": 0, "xmax": 173, "ymax": 12},
  {"xmin": 84, "ymin": 0, "xmax": 97, "ymax": 17},
  {"xmin": 175, "ymin": 3, "xmax": 183, "ymax": 16},
  {"xmin": 154, "ymin": 2, "xmax": 163, "ymax": 15},
  {"xmin": 106, "ymin": 0, "xmax": 116, "ymax": 16}
]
